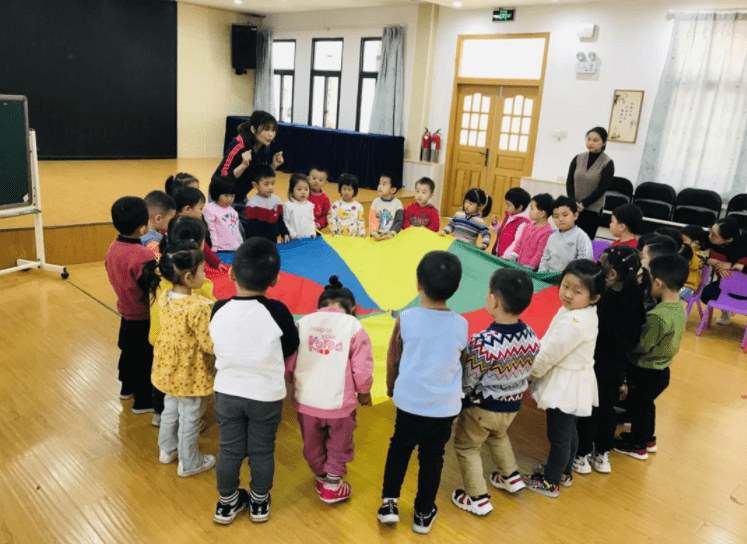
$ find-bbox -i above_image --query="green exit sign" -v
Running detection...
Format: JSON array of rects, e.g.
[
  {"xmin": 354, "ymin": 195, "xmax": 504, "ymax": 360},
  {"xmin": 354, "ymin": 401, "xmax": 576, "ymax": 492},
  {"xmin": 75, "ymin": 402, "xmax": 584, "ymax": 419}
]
[{"xmin": 492, "ymin": 8, "xmax": 516, "ymax": 21}]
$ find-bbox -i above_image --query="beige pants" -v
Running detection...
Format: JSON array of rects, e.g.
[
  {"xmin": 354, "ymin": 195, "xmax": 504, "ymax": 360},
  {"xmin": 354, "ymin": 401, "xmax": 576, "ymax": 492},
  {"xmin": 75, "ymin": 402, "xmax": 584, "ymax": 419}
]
[{"xmin": 453, "ymin": 406, "xmax": 519, "ymax": 497}]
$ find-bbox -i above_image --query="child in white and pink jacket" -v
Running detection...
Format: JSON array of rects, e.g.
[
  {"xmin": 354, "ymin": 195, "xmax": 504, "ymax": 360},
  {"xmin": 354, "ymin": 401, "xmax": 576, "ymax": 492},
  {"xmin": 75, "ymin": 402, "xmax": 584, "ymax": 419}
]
[{"xmin": 285, "ymin": 275, "xmax": 374, "ymax": 504}]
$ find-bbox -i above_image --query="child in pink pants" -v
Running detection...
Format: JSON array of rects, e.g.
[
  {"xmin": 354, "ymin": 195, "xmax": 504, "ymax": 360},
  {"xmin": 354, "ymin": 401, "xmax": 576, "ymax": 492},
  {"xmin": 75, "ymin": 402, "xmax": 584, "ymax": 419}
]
[{"xmin": 285, "ymin": 275, "xmax": 374, "ymax": 503}]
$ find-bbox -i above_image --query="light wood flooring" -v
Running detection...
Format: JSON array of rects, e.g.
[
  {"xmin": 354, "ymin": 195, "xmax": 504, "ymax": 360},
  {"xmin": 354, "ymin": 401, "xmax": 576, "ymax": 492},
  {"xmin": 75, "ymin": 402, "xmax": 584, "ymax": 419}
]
[{"xmin": 1, "ymin": 267, "xmax": 747, "ymax": 543}]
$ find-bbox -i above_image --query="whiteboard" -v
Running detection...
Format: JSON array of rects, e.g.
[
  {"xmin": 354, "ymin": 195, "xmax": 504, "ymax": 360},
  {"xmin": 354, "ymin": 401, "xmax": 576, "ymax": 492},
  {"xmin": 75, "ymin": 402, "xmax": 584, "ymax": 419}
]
[{"xmin": 0, "ymin": 95, "xmax": 33, "ymax": 210}]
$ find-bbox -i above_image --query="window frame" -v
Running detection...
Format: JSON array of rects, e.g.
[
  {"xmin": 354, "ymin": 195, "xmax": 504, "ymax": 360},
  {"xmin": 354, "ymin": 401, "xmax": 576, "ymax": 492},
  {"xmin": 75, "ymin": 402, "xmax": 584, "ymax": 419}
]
[
  {"xmin": 356, "ymin": 37, "xmax": 382, "ymax": 133},
  {"xmin": 272, "ymin": 39, "xmax": 296, "ymax": 124},
  {"xmin": 309, "ymin": 38, "xmax": 344, "ymax": 129}
]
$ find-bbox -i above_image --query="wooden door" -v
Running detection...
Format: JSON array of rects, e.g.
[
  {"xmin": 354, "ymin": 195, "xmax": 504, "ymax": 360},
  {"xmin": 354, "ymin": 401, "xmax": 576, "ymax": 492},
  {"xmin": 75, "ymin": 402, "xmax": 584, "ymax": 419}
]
[{"xmin": 444, "ymin": 85, "xmax": 541, "ymax": 217}]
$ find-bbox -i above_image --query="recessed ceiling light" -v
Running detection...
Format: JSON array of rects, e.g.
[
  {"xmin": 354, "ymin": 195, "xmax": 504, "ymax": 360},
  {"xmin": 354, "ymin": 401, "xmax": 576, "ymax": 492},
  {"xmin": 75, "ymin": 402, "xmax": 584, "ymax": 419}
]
[
  {"xmin": 453, "ymin": 1, "xmax": 463, "ymax": 6},
  {"xmin": 234, "ymin": 0, "xmax": 242, "ymax": 4}
]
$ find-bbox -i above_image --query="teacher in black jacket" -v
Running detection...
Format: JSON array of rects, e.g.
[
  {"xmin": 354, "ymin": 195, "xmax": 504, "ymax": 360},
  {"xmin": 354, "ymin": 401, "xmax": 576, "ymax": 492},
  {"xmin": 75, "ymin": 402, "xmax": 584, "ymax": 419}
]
[{"xmin": 566, "ymin": 127, "xmax": 614, "ymax": 241}]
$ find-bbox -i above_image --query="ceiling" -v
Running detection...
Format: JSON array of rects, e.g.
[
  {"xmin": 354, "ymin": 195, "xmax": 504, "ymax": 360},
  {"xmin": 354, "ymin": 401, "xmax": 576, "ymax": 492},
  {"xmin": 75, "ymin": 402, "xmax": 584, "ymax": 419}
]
[{"xmin": 179, "ymin": 0, "xmax": 606, "ymax": 17}]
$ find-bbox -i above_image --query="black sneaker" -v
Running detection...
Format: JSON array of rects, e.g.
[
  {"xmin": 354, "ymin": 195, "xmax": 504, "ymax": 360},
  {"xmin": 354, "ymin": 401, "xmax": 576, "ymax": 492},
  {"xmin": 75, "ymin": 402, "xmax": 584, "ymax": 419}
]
[
  {"xmin": 249, "ymin": 493, "xmax": 271, "ymax": 523},
  {"xmin": 213, "ymin": 489, "xmax": 249, "ymax": 525},
  {"xmin": 412, "ymin": 505, "xmax": 438, "ymax": 534},
  {"xmin": 377, "ymin": 499, "xmax": 399, "ymax": 524}
]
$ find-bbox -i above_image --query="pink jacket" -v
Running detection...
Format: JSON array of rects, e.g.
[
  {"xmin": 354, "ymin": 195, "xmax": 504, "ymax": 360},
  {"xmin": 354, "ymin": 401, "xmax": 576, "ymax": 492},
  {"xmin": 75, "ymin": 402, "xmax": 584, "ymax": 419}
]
[
  {"xmin": 285, "ymin": 307, "xmax": 374, "ymax": 418},
  {"xmin": 512, "ymin": 222, "xmax": 553, "ymax": 270},
  {"xmin": 492, "ymin": 210, "xmax": 531, "ymax": 258}
]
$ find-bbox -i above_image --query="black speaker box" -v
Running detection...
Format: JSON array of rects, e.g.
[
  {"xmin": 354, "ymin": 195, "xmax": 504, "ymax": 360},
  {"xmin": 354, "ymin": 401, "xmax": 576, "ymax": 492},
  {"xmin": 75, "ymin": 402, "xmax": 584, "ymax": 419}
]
[{"xmin": 232, "ymin": 25, "xmax": 257, "ymax": 73}]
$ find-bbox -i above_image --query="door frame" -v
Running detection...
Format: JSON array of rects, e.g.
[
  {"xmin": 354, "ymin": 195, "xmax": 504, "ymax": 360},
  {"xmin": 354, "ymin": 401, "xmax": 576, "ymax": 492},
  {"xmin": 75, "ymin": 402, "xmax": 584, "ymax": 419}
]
[{"xmin": 442, "ymin": 33, "xmax": 550, "ymax": 214}]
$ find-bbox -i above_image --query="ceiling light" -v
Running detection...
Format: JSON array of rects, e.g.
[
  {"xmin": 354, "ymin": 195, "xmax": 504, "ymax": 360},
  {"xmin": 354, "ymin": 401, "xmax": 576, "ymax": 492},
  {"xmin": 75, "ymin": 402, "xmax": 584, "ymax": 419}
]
[
  {"xmin": 234, "ymin": 0, "xmax": 242, "ymax": 4},
  {"xmin": 453, "ymin": 1, "xmax": 463, "ymax": 6}
]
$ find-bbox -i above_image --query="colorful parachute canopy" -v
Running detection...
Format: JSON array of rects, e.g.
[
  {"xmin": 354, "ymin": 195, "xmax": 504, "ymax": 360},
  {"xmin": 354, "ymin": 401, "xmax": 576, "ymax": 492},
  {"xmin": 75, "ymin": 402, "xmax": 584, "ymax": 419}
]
[{"xmin": 206, "ymin": 228, "xmax": 561, "ymax": 401}]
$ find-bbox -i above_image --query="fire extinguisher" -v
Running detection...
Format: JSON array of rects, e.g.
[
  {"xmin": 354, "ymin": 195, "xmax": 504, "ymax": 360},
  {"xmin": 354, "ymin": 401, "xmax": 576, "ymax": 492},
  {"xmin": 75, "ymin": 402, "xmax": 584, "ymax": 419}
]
[
  {"xmin": 430, "ymin": 129, "xmax": 441, "ymax": 163},
  {"xmin": 420, "ymin": 128, "xmax": 431, "ymax": 162}
]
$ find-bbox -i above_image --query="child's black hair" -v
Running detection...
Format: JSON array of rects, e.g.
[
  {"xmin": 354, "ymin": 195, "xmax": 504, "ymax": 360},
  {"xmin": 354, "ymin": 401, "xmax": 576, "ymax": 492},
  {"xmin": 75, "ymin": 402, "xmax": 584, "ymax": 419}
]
[
  {"xmin": 165, "ymin": 172, "xmax": 198, "ymax": 195},
  {"xmin": 251, "ymin": 164, "xmax": 277, "ymax": 184},
  {"xmin": 636, "ymin": 232, "xmax": 656, "ymax": 251},
  {"xmin": 111, "ymin": 196, "xmax": 149, "ymax": 236},
  {"xmin": 463, "ymin": 188, "xmax": 493, "ymax": 217},
  {"xmin": 318, "ymin": 275, "xmax": 357, "ymax": 316},
  {"xmin": 416, "ymin": 250, "xmax": 462, "ymax": 301},
  {"xmin": 713, "ymin": 216, "xmax": 740, "ymax": 241},
  {"xmin": 654, "ymin": 227, "xmax": 683, "ymax": 247},
  {"xmin": 505, "ymin": 187, "xmax": 531, "ymax": 213},
  {"xmin": 553, "ymin": 195, "xmax": 578, "ymax": 214},
  {"xmin": 232, "ymin": 237, "xmax": 280, "ymax": 291},
  {"xmin": 151, "ymin": 241, "xmax": 205, "ymax": 300},
  {"xmin": 144, "ymin": 191, "xmax": 177, "ymax": 217},
  {"xmin": 288, "ymin": 173, "xmax": 310, "ymax": 198},
  {"xmin": 562, "ymin": 259, "xmax": 606, "ymax": 299},
  {"xmin": 338, "ymin": 173, "xmax": 359, "ymax": 196},
  {"xmin": 309, "ymin": 164, "xmax": 330, "ymax": 176},
  {"xmin": 649, "ymin": 254, "xmax": 690, "ymax": 291},
  {"xmin": 159, "ymin": 216, "xmax": 207, "ymax": 255},
  {"xmin": 642, "ymin": 235, "xmax": 679, "ymax": 261},
  {"xmin": 600, "ymin": 245, "xmax": 651, "ymax": 302},
  {"xmin": 612, "ymin": 203, "xmax": 643, "ymax": 235},
  {"xmin": 531, "ymin": 193, "xmax": 554, "ymax": 218},
  {"xmin": 380, "ymin": 171, "xmax": 402, "ymax": 191},
  {"xmin": 172, "ymin": 186, "xmax": 206, "ymax": 213},
  {"xmin": 209, "ymin": 176, "xmax": 235, "ymax": 202},
  {"xmin": 416, "ymin": 177, "xmax": 436, "ymax": 194},
  {"xmin": 489, "ymin": 268, "xmax": 533, "ymax": 315},
  {"xmin": 680, "ymin": 225, "xmax": 709, "ymax": 250}
]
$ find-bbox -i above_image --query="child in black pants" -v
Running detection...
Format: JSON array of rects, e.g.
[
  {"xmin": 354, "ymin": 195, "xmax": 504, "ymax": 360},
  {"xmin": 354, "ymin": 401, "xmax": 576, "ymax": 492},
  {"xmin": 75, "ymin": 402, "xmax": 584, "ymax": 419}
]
[{"xmin": 378, "ymin": 251, "xmax": 469, "ymax": 534}]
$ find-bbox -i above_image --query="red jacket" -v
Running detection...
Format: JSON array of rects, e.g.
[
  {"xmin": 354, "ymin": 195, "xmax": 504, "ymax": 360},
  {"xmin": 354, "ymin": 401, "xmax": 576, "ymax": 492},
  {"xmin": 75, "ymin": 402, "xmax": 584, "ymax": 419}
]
[
  {"xmin": 492, "ymin": 211, "xmax": 531, "ymax": 257},
  {"xmin": 308, "ymin": 191, "xmax": 331, "ymax": 230},
  {"xmin": 105, "ymin": 236, "xmax": 155, "ymax": 320},
  {"xmin": 403, "ymin": 202, "xmax": 440, "ymax": 232}
]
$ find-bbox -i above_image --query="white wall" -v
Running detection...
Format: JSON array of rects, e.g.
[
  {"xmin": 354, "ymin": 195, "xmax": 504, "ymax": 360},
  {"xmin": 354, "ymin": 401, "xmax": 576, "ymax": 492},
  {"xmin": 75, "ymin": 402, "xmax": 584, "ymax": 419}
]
[
  {"xmin": 427, "ymin": 0, "xmax": 689, "ymax": 184},
  {"xmin": 177, "ymin": 3, "xmax": 260, "ymax": 158},
  {"xmin": 264, "ymin": 6, "xmax": 418, "ymax": 138}
]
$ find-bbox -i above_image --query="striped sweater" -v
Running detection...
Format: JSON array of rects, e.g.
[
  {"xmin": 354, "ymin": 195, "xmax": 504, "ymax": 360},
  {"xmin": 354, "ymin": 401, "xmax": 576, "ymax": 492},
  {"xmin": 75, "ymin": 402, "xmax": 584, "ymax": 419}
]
[
  {"xmin": 443, "ymin": 212, "xmax": 490, "ymax": 248},
  {"xmin": 245, "ymin": 194, "xmax": 289, "ymax": 242},
  {"xmin": 462, "ymin": 321, "xmax": 540, "ymax": 412}
]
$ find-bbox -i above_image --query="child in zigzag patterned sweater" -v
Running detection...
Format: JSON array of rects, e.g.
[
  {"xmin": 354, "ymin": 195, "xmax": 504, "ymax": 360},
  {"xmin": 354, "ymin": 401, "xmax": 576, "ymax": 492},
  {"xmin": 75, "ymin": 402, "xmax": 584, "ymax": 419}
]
[{"xmin": 451, "ymin": 268, "xmax": 541, "ymax": 517}]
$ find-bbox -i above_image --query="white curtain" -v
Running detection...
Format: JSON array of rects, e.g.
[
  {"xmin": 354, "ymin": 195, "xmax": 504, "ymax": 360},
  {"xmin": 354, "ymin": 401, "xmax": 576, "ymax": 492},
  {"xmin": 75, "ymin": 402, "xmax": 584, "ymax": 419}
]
[
  {"xmin": 369, "ymin": 26, "xmax": 405, "ymax": 136},
  {"xmin": 638, "ymin": 12, "xmax": 747, "ymax": 198},
  {"xmin": 254, "ymin": 29, "xmax": 275, "ymax": 114}
]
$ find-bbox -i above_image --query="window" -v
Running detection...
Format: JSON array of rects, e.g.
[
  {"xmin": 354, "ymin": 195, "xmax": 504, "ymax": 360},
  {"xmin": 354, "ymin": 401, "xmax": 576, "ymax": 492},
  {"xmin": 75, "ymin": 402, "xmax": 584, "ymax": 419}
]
[
  {"xmin": 356, "ymin": 38, "xmax": 382, "ymax": 133},
  {"xmin": 309, "ymin": 39, "xmax": 343, "ymax": 129},
  {"xmin": 272, "ymin": 40, "xmax": 295, "ymax": 123},
  {"xmin": 498, "ymin": 94, "xmax": 533, "ymax": 153}
]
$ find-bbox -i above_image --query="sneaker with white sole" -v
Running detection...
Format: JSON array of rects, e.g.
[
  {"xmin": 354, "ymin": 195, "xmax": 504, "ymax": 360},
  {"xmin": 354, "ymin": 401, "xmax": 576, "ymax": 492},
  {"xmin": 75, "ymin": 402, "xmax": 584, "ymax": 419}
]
[
  {"xmin": 451, "ymin": 489, "xmax": 493, "ymax": 516},
  {"xmin": 159, "ymin": 449, "xmax": 177, "ymax": 464},
  {"xmin": 560, "ymin": 473, "xmax": 572, "ymax": 488},
  {"xmin": 320, "ymin": 480, "xmax": 352, "ymax": 504},
  {"xmin": 151, "ymin": 413, "xmax": 161, "ymax": 427},
  {"xmin": 717, "ymin": 311, "xmax": 731, "ymax": 325},
  {"xmin": 524, "ymin": 472, "xmax": 559, "ymax": 498},
  {"xmin": 489, "ymin": 470, "xmax": 525, "ymax": 493},
  {"xmin": 412, "ymin": 505, "xmax": 438, "ymax": 534},
  {"xmin": 377, "ymin": 499, "xmax": 399, "ymax": 524},
  {"xmin": 177, "ymin": 454, "xmax": 216, "ymax": 477},
  {"xmin": 613, "ymin": 439, "xmax": 648, "ymax": 460},
  {"xmin": 646, "ymin": 438, "xmax": 658, "ymax": 453},
  {"xmin": 132, "ymin": 406, "xmax": 155, "ymax": 415},
  {"xmin": 572, "ymin": 455, "xmax": 591, "ymax": 474},
  {"xmin": 590, "ymin": 451, "xmax": 612, "ymax": 473},
  {"xmin": 249, "ymin": 493, "xmax": 271, "ymax": 523},
  {"xmin": 213, "ymin": 489, "xmax": 249, "ymax": 525}
]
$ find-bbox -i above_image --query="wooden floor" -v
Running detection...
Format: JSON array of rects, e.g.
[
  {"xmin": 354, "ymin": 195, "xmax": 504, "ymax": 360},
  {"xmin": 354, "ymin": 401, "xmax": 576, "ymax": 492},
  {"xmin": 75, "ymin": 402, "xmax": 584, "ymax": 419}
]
[{"xmin": 2, "ymin": 266, "xmax": 747, "ymax": 543}]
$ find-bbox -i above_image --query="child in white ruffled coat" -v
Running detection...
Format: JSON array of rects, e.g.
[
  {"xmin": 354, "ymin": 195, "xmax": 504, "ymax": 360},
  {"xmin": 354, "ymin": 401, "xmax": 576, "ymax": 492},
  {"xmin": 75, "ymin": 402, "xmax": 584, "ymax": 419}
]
[{"xmin": 525, "ymin": 259, "xmax": 605, "ymax": 498}]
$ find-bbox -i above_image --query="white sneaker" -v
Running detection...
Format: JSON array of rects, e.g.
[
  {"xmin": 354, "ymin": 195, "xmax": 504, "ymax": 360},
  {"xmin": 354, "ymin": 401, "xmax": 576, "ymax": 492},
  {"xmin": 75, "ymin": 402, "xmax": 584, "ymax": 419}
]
[
  {"xmin": 489, "ymin": 471, "xmax": 526, "ymax": 493},
  {"xmin": 178, "ymin": 454, "xmax": 216, "ymax": 477},
  {"xmin": 151, "ymin": 413, "xmax": 161, "ymax": 427},
  {"xmin": 159, "ymin": 449, "xmax": 178, "ymax": 464},
  {"xmin": 590, "ymin": 451, "xmax": 612, "ymax": 473},
  {"xmin": 451, "ymin": 489, "xmax": 493, "ymax": 516},
  {"xmin": 572, "ymin": 455, "xmax": 592, "ymax": 474},
  {"xmin": 717, "ymin": 311, "xmax": 731, "ymax": 325}
]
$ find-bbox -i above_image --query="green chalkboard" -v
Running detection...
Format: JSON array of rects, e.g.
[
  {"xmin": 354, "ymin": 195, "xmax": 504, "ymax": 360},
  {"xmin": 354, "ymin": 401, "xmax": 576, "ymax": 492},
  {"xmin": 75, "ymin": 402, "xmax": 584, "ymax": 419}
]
[{"xmin": 0, "ymin": 95, "xmax": 32, "ymax": 210}]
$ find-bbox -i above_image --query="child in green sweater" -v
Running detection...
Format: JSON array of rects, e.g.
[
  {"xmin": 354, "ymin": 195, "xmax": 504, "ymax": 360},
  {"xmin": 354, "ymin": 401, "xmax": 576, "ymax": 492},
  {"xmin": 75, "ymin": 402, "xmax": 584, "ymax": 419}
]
[{"xmin": 613, "ymin": 254, "xmax": 689, "ymax": 460}]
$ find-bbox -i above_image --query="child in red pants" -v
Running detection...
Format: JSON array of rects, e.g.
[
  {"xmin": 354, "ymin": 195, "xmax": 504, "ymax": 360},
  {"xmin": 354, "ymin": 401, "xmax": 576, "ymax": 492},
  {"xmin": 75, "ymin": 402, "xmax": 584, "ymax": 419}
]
[{"xmin": 285, "ymin": 275, "xmax": 374, "ymax": 503}]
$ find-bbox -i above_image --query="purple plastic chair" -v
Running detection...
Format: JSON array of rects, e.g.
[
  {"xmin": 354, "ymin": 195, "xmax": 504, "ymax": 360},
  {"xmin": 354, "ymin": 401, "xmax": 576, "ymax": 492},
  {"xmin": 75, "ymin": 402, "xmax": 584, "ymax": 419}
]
[
  {"xmin": 592, "ymin": 240, "xmax": 612, "ymax": 262},
  {"xmin": 685, "ymin": 266, "xmax": 711, "ymax": 320},
  {"xmin": 696, "ymin": 271, "xmax": 747, "ymax": 352}
]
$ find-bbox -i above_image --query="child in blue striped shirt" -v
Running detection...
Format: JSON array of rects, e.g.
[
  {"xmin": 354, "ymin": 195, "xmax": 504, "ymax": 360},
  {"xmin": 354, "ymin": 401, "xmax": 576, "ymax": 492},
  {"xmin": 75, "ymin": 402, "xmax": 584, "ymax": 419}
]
[{"xmin": 440, "ymin": 188, "xmax": 492, "ymax": 250}]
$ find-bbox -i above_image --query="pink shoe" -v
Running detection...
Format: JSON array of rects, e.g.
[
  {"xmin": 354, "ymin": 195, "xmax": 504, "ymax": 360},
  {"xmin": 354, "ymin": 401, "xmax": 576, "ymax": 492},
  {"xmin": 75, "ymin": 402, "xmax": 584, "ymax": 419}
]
[
  {"xmin": 315, "ymin": 476, "xmax": 325, "ymax": 495},
  {"xmin": 319, "ymin": 480, "xmax": 352, "ymax": 503}
]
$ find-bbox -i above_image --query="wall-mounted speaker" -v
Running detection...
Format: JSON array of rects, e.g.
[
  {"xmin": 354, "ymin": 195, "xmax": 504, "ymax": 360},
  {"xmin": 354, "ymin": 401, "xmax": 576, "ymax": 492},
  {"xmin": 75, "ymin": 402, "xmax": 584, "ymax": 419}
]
[{"xmin": 231, "ymin": 25, "xmax": 257, "ymax": 74}]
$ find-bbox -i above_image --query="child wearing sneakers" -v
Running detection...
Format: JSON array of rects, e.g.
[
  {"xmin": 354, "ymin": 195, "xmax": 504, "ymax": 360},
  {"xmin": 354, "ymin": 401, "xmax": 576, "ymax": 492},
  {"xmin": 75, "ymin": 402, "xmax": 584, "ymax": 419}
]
[
  {"xmin": 105, "ymin": 197, "xmax": 158, "ymax": 414},
  {"xmin": 210, "ymin": 238, "xmax": 300, "ymax": 525},
  {"xmin": 379, "ymin": 251, "xmax": 469, "ymax": 534},
  {"xmin": 614, "ymin": 254, "xmax": 688, "ymax": 460},
  {"xmin": 452, "ymin": 269, "xmax": 540, "ymax": 516},
  {"xmin": 285, "ymin": 276, "xmax": 374, "ymax": 504},
  {"xmin": 525, "ymin": 259, "xmax": 605, "ymax": 498}
]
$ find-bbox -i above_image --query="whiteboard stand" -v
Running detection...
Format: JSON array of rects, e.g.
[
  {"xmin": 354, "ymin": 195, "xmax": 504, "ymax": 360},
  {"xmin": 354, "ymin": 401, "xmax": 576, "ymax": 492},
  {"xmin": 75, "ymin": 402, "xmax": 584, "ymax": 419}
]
[{"xmin": 0, "ymin": 130, "xmax": 68, "ymax": 279}]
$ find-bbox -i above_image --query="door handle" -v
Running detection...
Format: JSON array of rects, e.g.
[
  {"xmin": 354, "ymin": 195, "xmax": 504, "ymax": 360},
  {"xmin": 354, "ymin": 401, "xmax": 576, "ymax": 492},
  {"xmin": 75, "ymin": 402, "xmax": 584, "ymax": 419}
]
[{"xmin": 484, "ymin": 148, "xmax": 490, "ymax": 167}]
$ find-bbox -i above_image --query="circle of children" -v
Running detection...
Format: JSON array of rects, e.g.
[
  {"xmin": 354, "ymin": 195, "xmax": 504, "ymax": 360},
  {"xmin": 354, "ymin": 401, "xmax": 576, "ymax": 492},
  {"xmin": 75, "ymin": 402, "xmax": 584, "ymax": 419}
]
[{"xmin": 104, "ymin": 148, "xmax": 746, "ymax": 535}]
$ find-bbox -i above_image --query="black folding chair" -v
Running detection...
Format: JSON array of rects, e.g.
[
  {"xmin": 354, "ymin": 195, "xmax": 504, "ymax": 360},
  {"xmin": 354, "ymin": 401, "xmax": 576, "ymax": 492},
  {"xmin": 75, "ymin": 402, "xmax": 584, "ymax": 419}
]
[{"xmin": 672, "ymin": 188, "xmax": 722, "ymax": 227}]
